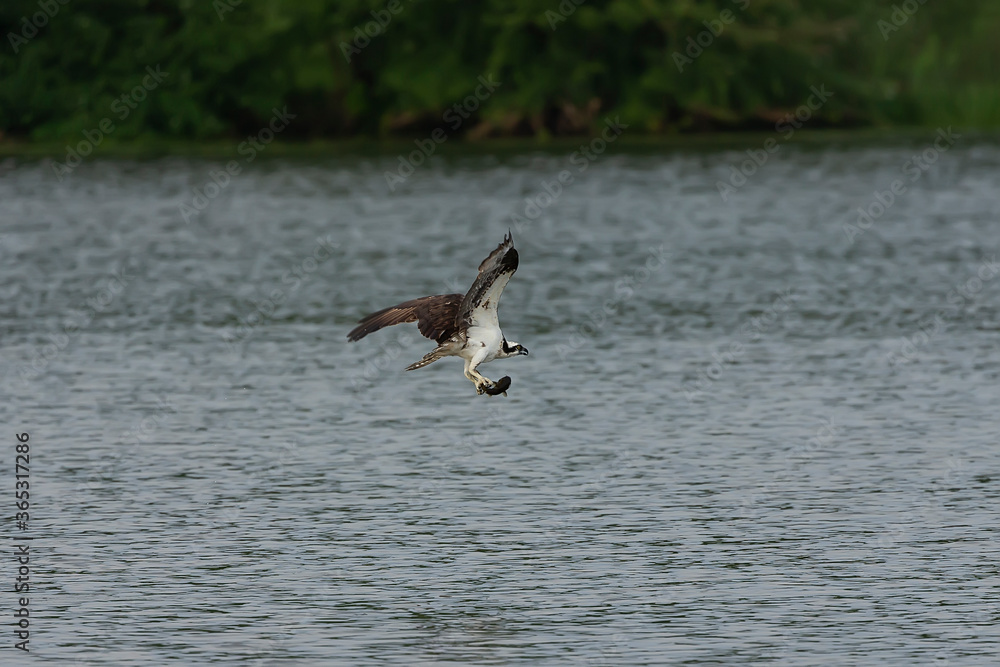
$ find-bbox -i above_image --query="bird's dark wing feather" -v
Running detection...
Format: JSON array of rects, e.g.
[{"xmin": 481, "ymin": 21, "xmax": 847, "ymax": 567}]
[
  {"xmin": 460, "ymin": 232, "xmax": 518, "ymax": 326},
  {"xmin": 347, "ymin": 294, "xmax": 463, "ymax": 344}
]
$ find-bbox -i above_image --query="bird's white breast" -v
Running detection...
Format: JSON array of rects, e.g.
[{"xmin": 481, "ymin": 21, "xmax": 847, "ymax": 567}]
[{"xmin": 463, "ymin": 324, "xmax": 504, "ymax": 362}]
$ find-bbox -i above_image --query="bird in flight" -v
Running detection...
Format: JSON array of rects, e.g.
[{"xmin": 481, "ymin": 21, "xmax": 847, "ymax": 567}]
[{"xmin": 347, "ymin": 232, "xmax": 528, "ymax": 396}]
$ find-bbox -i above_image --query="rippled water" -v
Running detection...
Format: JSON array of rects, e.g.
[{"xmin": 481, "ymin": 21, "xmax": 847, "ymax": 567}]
[{"xmin": 2, "ymin": 136, "xmax": 999, "ymax": 665}]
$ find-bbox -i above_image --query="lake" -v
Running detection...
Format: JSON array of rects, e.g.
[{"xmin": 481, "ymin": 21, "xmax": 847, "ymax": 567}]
[{"xmin": 1, "ymin": 134, "xmax": 998, "ymax": 665}]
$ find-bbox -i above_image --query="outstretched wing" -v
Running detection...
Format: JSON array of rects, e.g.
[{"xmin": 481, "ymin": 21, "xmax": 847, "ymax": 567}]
[
  {"xmin": 347, "ymin": 294, "xmax": 463, "ymax": 344},
  {"xmin": 460, "ymin": 232, "xmax": 518, "ymax": 328}
]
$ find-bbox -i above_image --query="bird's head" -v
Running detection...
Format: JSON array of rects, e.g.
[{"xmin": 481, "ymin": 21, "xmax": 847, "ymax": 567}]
[{"xmin": 501, "ymin": 339, "xmax": 529, "ymax": 358}]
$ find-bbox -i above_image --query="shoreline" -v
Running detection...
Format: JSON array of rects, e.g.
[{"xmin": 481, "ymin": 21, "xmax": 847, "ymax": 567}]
[{"xmin": 3, "ymin": 128, "xmax": 997, "ymax": 160}]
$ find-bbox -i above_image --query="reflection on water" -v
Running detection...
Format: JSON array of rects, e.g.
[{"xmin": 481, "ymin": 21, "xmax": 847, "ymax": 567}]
[{"xmin": 1, "ymin": 138, "xmax": 999, "ymax": 664}]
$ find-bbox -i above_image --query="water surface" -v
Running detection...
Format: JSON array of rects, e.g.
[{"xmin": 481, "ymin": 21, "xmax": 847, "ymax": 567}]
[{"xmin": 1, "ymin": 137, "xmax": 999, "ymax": 665}]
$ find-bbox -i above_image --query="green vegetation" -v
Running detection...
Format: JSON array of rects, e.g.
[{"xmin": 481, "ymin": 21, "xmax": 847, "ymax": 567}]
[{"xmin": 2, "ymin": 0, "xmax": 998, "ymax": 145}]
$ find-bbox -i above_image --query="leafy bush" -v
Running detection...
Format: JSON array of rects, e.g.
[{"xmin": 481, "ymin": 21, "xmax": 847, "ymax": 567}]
[{"xmin": 1, "ymin": 0, "xmax": 997, "ymax": 142}]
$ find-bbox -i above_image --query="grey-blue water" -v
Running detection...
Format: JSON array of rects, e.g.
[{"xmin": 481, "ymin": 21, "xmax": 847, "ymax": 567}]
[{"xmin": 1, "ymin": 136, "xmax": 999, "ymax": 665}]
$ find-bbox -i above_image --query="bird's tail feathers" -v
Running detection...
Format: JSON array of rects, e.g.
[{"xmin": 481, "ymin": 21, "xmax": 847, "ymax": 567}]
[{"xmin": 406, "ymin": 347, "xmax": 447, "ymax": 371}]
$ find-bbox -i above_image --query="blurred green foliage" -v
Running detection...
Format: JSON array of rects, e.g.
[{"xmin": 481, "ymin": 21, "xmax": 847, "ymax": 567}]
[{"xmin": 1, "ymin": 0, "xmax": 998, "ymax": 143}]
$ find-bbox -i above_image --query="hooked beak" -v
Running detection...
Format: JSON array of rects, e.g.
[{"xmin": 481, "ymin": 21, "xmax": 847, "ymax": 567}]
[{"xmin": 519, "ymin": 347, "xmax": 529, "ymax": 356}]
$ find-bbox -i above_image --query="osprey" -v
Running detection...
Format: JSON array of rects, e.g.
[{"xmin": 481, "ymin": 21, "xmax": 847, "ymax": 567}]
[{"xmin": 347, "ymin": 232, "xmax": 528, "ymax": 396}]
